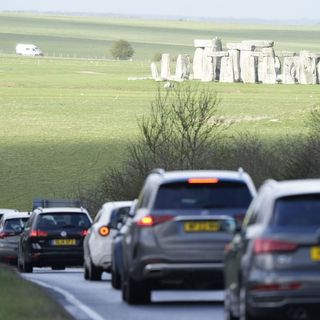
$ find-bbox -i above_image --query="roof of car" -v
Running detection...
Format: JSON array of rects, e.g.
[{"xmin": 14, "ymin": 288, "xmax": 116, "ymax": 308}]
[
  {"xmin": 263, "ymin": 179, "xmax": 320, "ymax": 199},
  {"xmin": 34, "ymin": 207, "xmax": 89, "ymax": 214},
  {"xmin": 151, "ymin": 169, "xmax": 253, "ymax": 184},
  {"xmin": 101, "ymin": 201, "xmax": 133, "ymax": 210},
  {"xmin": 0, "ymin": 209, "xmax": 19, "ymax": 214},
  {"xmin": 1, "ymin": 212, "xmax": 31, "ymax": 220}
]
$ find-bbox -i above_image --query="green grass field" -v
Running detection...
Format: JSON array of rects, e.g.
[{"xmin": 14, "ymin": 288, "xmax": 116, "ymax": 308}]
[
  {"xmin": 0, "ymin": 13, "xmax": 320, "ymax": 210},
  {"xmin": 0, "ymin": 265, "xmax": 70, "ymax": 319}
]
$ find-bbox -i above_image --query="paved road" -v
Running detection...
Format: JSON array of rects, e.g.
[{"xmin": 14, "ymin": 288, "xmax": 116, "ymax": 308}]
[{"xmin": 23, "ymin": 268, "xmax": 224, "ymax": 320}]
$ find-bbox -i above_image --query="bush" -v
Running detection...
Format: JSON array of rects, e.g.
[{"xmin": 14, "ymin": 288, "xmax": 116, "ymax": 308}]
[{"xmin": 110, "ymin": 40, "xmax": 134, "ymax": 60}]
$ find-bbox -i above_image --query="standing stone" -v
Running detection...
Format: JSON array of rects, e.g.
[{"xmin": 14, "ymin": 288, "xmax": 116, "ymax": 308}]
[
  {"xmin": 257, "ymin": 54, "xmax": 264, "ymax": 82},
  {"xmin": 220, "ymin": 56, "xmax": 235, "ymax": 83},
  {"xmin": 317, "ymin": 59, "xmax": 320, "ymax": 84},
  {"xmin": 299, "ymin": 51, "xmax": 317, "ymax": 85},
  {"xmin": 150, "ymin": 62, "xmax": 160, "ymax": 80},
  {"xmin": 282, "ymin": 57, "xmax": 298, "ymax": 84},
  {"xmin": 240, "ymin": 51, "xmax": 257, "ymax": 83},
  {"xmin": 160, "ymin": 53, "xmax": 171, "ymax": 80},
  {"xmin": 201, "ymin": 56, "xmax": 214, "ymax": 82},
  {"xmin": 193, "ymin": 48, "xmax": 205, "ymax": 79},
  {"xmin": 261, "ymin": 48, "xmax": 277, "ymax": 84},
  {"xmin": 175, "ymin": 54, "xmax": 190, "ymax": 79},
  {"xmin": 275, "ymin": 57, "xmax": 281, "ymax": 76},
  {"xmin": 228, "ymin": 49, "xmax": 240, "ymax": 82}
]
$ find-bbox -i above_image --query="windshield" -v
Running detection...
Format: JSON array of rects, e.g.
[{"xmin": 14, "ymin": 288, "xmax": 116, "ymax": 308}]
[
  {"xmin": 4, "ymin": 218, "xmax": 29, "ymax": 232},
  {"xmin": 36, "ymin": 212, "xmax": 91, "ymax": 230},
  {"xmin": 273, "ymin": 194, "xmax": 320, "ymax": 228},
  {"xmin": 153, "ymin": 180, "xmax": 252, "ymax": 210}
]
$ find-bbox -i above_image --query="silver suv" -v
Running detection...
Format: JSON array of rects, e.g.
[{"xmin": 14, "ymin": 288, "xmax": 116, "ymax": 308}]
[
  {"xmin": 120, "ymin": 169, "xmax": 256, "ymax": 304},
  {"xmin": 224, "ymin": 179, "xmax": 320, "ymax": 320}
]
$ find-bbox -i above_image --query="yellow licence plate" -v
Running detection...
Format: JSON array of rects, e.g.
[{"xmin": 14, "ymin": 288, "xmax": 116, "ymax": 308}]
[
  {"xmin": 184, "ymin": 221, "xmax": 220, "ymax": 233},
  {"xmin": 53, "ymin": 239, "xmax": 76, "ymax": 246},
  {"xmin": 310, "ymin": 246, "xmax": 320, "ymax": 261}
]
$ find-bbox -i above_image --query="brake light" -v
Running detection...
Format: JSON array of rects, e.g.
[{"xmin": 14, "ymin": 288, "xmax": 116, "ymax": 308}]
[
  {"xmin": 30, "ymin": 230, "xmax": 48, "ymax": 237},
  {"xmin": 137, "ymin": 215, "xmax": 174, "ymax": 227},
  {"xmin": 253, "ymin": 239, "xmax": 298, "ymax": 255},
  {"xmin": 80, "ymin": 229, "xmax": 89, "ymax": 236},
  {"xmin": 0, "ymin": 232, "xmax": 8, "ymax": 239},
  {"xmin": 188, "ymin": 178, "xmax": 219, "ymax": 184},
  {"xmin": 249, "ymin": 282, "xmax": 301, "ymax": 292},
  {"xmin": 98, "ymin": 226, "xmax": 110, "ymax": 237}
]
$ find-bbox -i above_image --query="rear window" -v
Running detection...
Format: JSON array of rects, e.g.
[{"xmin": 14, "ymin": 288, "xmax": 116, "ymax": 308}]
[
  {"xmin": 273, "ymin": 194, "xmax": 320, "ymax": 227},
  {"xmin": 153, "ymin": 180, "xmax": 252, "ymax": 210},
  {"xmin": 36, "ymin": 212, "xmax": 91, "ymax": 230},
  {"xmin": 4, "ymin": 218, "xmax": 28, "ymax": 232}
]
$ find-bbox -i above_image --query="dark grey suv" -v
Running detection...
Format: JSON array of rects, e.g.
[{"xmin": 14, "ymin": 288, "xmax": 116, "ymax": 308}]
[
  {"xmin": 224, "ymin": 179, "xmax": 320, "ymax": 320},
  {"xmin": 120, "ymin": 169, "xmax": 256, "ymax": 304}
]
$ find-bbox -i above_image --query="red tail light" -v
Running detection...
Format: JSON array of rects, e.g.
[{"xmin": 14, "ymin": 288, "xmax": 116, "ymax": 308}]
[
  {"xmin": 249, "ymin": 282, "xmax": 301, "ymax": 292},
  {"xmin": 137, "ymin": 215, "xmax": 174, "ymax": 227},
  {"xmin": 253, "ymin": 238, "xmax": 298, "ymax": 255},
  {"xmin": 80, "ymin": 229, "xmax": 89, "ymax": 236},
  {"xmin": 234, "ymin": 212, "xmax": 246, "ymax": 224},
  {"xmin": 30, "ymin": 229, "xmax": 48, "ymax": 237},
  {"xmin": 0, "ymin": 232, "xmax": 8, "ymax": 239}
]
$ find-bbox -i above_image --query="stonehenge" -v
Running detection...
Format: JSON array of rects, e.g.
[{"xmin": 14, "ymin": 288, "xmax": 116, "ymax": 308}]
[{"xmin": 151, "ymin": 38, "xmax": 320, "ymax": 85}]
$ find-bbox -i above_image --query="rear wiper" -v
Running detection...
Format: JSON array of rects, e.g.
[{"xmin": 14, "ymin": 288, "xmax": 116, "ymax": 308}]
[
  {"xmin": 202, "ymin": 205, "xmax": 226, "ymax": 209},
  {"xmin": 60, "ymin": 224, "xmax": 77, "ymax": 229}
]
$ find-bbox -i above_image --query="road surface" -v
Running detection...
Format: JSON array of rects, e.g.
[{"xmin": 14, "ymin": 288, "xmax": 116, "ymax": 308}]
[{"xmin": 23, "ymin": 268, "xmax": 224, "ymax": 320}]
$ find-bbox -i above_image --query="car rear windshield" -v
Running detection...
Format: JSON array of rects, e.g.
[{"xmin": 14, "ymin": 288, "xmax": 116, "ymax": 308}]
[
  {"xmin": 36, "ymin": 213, "xmax": 91, "ymax": 230},
  {"xmin": 273, "ymin": 194, "xmax": 320, "ymax": 227},
  {"xmin": 4, "ymin": 218, "xmax": 29, "ymax": 232},
  {"xmin": 153, "ymin": 180, "xmax": 252, "ymax": 210}
]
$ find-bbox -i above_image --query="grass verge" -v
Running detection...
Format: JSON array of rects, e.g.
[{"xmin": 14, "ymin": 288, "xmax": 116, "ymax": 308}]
[{"xmin": 0, "ymin": 265, "xmax": 71, "ymax": 320}]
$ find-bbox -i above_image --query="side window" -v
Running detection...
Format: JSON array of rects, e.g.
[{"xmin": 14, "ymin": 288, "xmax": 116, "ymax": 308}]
[{"xmin": 24, "ymin": 213, "xmax": 35, "ymax": 230}]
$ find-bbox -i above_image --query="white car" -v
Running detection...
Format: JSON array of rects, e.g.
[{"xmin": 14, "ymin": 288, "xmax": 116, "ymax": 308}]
[
  {"xmin": 0, "ymin": 209, "xmax": 19, "ymax": 221},
  {"xmin": 83, "ymin": 201, "xmax": 132, "ymax": 280}
]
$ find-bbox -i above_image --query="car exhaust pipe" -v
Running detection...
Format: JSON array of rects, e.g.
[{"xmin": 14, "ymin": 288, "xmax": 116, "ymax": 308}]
[{"xmin": 286, "ymin": 307, "xmax": 308, "ymax": 320}]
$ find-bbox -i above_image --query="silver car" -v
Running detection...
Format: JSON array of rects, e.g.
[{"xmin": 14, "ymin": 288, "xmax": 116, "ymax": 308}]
[
  {"xmin": 120, "ymin": 169, "xmax": 256, "ymax": 304},
  {"xmin": 224, "ymin": 179, "xmax": 320, "ymax": 320}
]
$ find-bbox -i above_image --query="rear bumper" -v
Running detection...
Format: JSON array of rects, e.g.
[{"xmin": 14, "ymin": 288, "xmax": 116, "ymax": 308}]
[
  {"xmin": 247, "ymin": 271, "xmax": 320, "ymax": 318},
  {"xmin": 29, "ymin": 249, "xmax": 83, "ymax": 267}
]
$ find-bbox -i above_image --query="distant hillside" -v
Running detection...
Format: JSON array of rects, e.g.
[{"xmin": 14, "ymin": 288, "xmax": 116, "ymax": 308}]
[{"xmin": 0, "ymin": 13, "xmax": 320, "ymax": 60}]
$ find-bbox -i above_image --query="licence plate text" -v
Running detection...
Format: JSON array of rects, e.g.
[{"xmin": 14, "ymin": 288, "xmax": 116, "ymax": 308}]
[
  {"xmin": 53, "ymin": 239, "xmax": 76, "ymax": 246},
  {"xmin": 184, "ymin": 221, "xmax": 220, "ymax": 233}
]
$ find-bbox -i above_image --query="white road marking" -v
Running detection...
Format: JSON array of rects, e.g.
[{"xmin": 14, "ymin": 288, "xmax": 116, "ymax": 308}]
[{"xmin": 29, "ymin": 278, "xmax": 105, "ymax": 320}]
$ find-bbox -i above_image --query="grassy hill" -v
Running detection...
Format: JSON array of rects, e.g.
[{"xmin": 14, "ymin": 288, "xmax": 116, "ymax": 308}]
[
  {"xmin": 1, "ymin": 13, "xmax": 320, "ymax": 59},
  {"xmin": 0, "ymin": 13, "xmax": 320, "ymax": 210}
]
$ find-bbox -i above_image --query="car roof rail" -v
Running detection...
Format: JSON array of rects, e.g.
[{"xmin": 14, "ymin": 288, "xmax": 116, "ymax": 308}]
[
  {"xmin": 238, "ymin": 167, "xmax": 245, "ymax": 176},
  {"xmin": 32, "ymin": 199, "xmax": 82, "ymax": 210},
  {"xmin": 150, "ymin": 168, "xmax": 165, "ymax": 175}
]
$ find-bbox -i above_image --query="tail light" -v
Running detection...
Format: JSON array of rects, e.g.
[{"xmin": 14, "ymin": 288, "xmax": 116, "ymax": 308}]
[
  {"xmin": 0, "ymin": 232, "xmax": 10, "ymax": 239},
  {"xmin": 137, "ymin": 215, "xmax": 174, "ymax": 227},
  {"xmin": 98, "ymin": 226, "xmax": 110, "ymax": 237},
  {"xmin": 249, "ymin": 282, "xmax": 301, "ymax": 292},
  {"xmin": 253, "ymin": 238, "xmax": 298, "ymax": 255},
  {"xmin": 80, "ymin": 229, "xmax": 89, "ymax": 236},
  {"xmin": 30, "ymin": 229, "xmax": 48, "ymax": 237}
]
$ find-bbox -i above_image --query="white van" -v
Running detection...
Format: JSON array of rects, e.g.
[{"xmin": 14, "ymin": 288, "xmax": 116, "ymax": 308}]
[{"xmin": 16, "ymin": 44, "xmax": 43, "ymax": 56}]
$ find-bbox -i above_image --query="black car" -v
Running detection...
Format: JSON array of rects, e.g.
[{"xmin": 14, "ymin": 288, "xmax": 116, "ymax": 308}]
[
  {"xmin": 17, "ymin": 205, "xmax": 92, "ymax": 273},
  {"xmin": 224, "ymin": 179, "xmax": 320, "ymax": 320},
  {"xmin": 120, "ymin": 169, "xmax": 256, "ymax": 304}
]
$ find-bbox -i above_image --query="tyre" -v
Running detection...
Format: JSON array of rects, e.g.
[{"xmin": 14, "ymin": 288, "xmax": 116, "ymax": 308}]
[
  {"xmin": 111, "ymin": 262, "xmax": 121, "ymax": 289},
  {"xmin": 88, "ymin": 259, "xmax": 102, "ymax": 281},
  {"xmin": 122, "ymin": 273, "xmax": 151, "ymax": 305},
  {"xmin": 84, "ymin": 263, "xmax": 89, "ymax": 280},
  {"xmin": 22, "ymin": 256, "xmax": 33, "ymax": 273}
]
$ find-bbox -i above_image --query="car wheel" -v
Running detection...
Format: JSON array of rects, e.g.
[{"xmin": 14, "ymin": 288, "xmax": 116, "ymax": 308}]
[
  {"xmin": 122, "ymin": 274, "xmax": 151, "ymax": 305},
  {"xmin": 22, "ymin": 255, "xmax": 33, "ymax": 273},
  {"xmin": 111, "ymin": 267, "xmax": 121, "ymax": 290},
  {"xmin": 84, "ymin": 263, "xmax": 89, "ymax": 280},
  {"xmin": 88, "ymin": 259, "xmax": 102, "ymax": 281}
]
